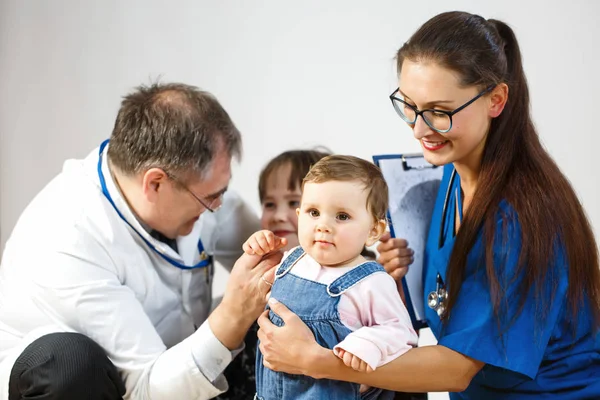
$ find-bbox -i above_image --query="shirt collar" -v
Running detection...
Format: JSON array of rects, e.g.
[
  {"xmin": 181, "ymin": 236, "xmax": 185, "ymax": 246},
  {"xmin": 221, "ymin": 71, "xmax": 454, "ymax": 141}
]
[{"xmin": 97, "ymin": 143, "xmax": 182, "ymax": 258}]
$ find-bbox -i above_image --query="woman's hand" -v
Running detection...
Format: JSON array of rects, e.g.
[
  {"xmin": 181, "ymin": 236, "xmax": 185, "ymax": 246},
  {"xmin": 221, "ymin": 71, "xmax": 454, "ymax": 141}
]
[
  {"xmin": 257, "ymin": 298, "xmax": 326, "ymax": 377},
  {"xmin": 257, "ymin": 299, "xmax": 484, "ymax": 393},
  {"xmin": 376, "ymin": 232, "xmax": 414, "ymax": 281}
]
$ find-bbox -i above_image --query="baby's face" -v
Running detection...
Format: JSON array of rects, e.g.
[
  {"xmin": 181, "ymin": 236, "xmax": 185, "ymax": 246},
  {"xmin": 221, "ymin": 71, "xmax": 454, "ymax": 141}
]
[
  {"xmin": 297, "ymin": 180, "xmax": 378, "ymax": 267},
  {"xmin": 260, "ymin": 165, "xmax": 301, "ymax": 251}
]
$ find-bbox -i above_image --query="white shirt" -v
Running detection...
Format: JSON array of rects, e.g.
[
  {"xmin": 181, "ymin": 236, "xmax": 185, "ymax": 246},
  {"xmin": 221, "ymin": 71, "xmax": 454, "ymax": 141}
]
[
  {"xmin": 0, "ymin": 145, "xmax": 260, "ymax": 400},
  {"xmin": 286, "ymin": 250, "xmax": 418, "ymax": 370}
]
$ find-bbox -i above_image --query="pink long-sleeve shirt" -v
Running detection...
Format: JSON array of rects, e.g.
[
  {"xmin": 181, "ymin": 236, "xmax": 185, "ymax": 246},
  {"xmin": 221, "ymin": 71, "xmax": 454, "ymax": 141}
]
[{"xmin": 278, "ymin": 249, "xmax": 418, "ymax": 370}]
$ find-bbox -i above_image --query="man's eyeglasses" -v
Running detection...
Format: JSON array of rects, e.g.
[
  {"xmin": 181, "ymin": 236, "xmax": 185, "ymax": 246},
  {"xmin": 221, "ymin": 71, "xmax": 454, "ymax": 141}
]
[
  {"xmin": 168, "ymin": 174, "xmax": 224, "ymax": 213},
  {"xmin": 389, "ymin": 85, "xmax": 495, "ymax": 134},
  {"xmin": 180, "ymin": 184, "xmax": 224, "ymax": 213}
]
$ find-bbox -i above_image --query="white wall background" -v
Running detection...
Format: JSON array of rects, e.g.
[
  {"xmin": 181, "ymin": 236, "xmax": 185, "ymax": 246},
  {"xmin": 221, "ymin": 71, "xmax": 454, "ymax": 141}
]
[{"xmin": 0, "ymin": 1, "xmax": 599, "ymax": 398}]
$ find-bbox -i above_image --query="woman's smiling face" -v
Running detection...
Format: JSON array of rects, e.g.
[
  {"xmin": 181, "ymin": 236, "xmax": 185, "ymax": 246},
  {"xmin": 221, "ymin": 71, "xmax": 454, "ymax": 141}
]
[{"xmin": 398, "ymin": 60, "xmax": 493, "ymax": 170}]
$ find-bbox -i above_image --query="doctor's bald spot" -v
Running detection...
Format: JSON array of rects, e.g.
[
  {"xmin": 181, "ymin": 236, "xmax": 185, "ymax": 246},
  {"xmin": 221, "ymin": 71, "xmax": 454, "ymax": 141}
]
[
  {"xmin": 302, "ymin": 155, "xmax": 389, "ymax": 223},
  {"xmin": 107, "ymin": 82, "xmax": 241, "ymax": 181}
]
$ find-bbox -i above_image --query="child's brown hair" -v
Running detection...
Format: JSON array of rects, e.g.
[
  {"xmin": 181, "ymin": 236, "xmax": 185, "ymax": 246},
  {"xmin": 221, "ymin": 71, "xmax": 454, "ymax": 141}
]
[
  {"xmin": 303, "ymin": 155, "xmax": 389, "ymax": 223},
  {"xmin": 258, "ymin": 149, "xmax": 331, "ymax": 202}
]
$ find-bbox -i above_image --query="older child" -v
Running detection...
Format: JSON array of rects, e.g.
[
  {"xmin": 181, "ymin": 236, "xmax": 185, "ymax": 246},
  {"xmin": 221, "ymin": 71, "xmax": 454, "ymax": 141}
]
[{"xmin": 248, "ymin": 155, "xmax": 418, "ymax": 399}]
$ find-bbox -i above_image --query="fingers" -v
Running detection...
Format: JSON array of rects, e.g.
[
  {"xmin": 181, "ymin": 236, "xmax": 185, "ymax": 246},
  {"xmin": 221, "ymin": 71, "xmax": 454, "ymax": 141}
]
[
  {"xmin": 379, "ymin": 231, "xmax": 391, "ymax": 242},
  {"xmin": 274, "ymin": 236, "xmax": 288, "ymax": 250},
  {"xmin": 263, "ymin": 267, "xmax": 276, "ymax": 286},
  {"xmin": 377, "ymin": 242, "xmax": 413, "ymax": 265},
  {"xmin": 351, "ymin": 355, "xmax": 362, "ymax": 371},
  {"xmin": 242, "ymin": 241, "xmax": 252, "ymax": 254},
  {"xmin": 377, "ymin": 237, "xmax": 409, "ymax": 253},
  {"xmin": 355, "ymin": 358, "xmax": 369, "ymax": 372},
  {"xmin": 379, "ymin": 256, "xmax": 414, "ymax": 276},
  {"xmin": 258, "ymin": 270, "xmax": 275, "ymax": 301},
  {"xmin": 253, "ymin": 251, "xmax": 284, "ymax": 278},
  {"xmin": 377, "ymin": 240, "xmax": 414, "ymax": 279},
  {"xmin": 390, "ymin": 266, "xmax": 409, "ymax": 281},
  {"xmin": 250, "ymin": 252, "xmax": 283, "ymax": 302},
  {"xmin": 342, "ymin": 351, "xmax": 353, "ymax": 368},
  {"xmin": 245, "ymin": 231, "xmax": 289, "ymax": 256},
  {"xmin": 342, "ymin": 353, "xmax": 369, "ymax": 372},
  {"xmin": 257, "ymin": 309, "xmax": 271, "ymax": 331},
  {"xmin": 257, "ymin": 276, "xmax": 273, "ymax": 301},
  {"xmin": 266, "ymin": 298, "xmax": 299, "ymax": 324},
  {"xmin": 249, "ymin": 232, "xmax": 274, "ymax": 255},
  {"xmin": 338, "ymin": 349, "xmax": 370, "ymax": 373}
]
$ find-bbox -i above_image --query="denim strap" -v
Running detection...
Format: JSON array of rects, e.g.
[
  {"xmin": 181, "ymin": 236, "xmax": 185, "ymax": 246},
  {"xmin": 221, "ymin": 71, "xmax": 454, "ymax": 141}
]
[
  {"xmin": 275, "ymin": 247, "xmax": 305, "ymax": 278},
  {"xmin": 327, "ymin": 262, "xmax": 386, "ymax": 297}
]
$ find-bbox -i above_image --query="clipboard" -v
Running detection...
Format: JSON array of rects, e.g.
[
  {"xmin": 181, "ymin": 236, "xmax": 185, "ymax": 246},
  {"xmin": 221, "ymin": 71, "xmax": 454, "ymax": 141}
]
[{"xmin": 373, "ymin": 153, "xmax": 443, "ymax": 330}]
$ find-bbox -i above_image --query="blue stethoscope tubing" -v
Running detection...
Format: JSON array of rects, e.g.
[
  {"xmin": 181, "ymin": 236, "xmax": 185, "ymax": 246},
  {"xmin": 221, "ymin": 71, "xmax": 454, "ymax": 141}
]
[
  {"xmin": 438, "ymin": 168, "xmax": 458, "ymax": 250},
  {"xmin": 429, "ymin": 167, "xmax": 457, "ymax": 315},
  {"xmin": 97, "ymin": 139, "xmax": 212, "ymax": 270}
]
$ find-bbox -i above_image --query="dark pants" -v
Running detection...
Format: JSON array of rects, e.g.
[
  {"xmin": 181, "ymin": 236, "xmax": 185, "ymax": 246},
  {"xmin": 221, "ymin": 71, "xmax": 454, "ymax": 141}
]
[
  {"xmin": 215, "ymin": 322, "xmax": 259, "ymax": 399},
  {"xmin": 9, "ymin": 332, "xmax": 125, "ymax": 400}
]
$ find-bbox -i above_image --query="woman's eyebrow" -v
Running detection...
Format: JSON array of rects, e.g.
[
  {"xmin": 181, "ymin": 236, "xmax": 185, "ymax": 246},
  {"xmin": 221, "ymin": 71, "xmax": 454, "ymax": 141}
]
[{"xmin": 398, "ymin": 89, "xmax": 454, "ymax": 107}]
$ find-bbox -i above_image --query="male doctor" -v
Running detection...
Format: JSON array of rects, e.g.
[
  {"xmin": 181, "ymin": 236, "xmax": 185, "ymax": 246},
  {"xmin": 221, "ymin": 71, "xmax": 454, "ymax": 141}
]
[{"xmin": 0, "ymin": 82, "xmax": 281, "ymax": 399}]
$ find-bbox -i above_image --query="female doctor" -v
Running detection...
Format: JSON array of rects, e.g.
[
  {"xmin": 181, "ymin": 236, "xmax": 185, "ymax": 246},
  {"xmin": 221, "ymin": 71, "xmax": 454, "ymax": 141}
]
[{"xmin": 256, "ymin": 11, "xmax": 600, "ymax": 399}]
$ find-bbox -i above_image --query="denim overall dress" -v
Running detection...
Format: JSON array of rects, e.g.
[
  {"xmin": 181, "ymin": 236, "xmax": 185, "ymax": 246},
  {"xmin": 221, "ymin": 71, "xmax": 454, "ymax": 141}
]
[{"xmin": 255, "ymin": 247, "xmax": 395, "ymax": 400}]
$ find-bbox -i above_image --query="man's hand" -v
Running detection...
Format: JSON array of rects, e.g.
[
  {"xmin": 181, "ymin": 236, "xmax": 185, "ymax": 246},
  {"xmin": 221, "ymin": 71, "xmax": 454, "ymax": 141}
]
[{"xmin": 209, "ymin": 251, "xmax": 282, "ymax": 350}]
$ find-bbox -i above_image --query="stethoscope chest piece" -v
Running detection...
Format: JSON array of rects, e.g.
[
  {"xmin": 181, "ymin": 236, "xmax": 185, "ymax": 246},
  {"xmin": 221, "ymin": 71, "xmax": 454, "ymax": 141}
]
[{"xmin": 427, "ymin": 273, "xmax": 448, "ymax": 317}]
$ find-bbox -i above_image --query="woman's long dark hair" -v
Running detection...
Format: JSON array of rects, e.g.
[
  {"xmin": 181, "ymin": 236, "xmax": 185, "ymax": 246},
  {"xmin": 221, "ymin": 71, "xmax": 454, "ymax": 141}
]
[{"xmin": 397, "ymin": 11, "xmax": 600, "ymax": 330}]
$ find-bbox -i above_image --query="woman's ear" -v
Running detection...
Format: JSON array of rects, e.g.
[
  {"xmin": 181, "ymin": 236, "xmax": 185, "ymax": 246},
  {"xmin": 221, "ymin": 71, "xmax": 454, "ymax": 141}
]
[
  {"xmin": 365, "ymin": 219, "xmax": 387, "ymax": 247},
  {"xmin": 489, "ymin": 83, "xmax": 509, "ymax": 118}
]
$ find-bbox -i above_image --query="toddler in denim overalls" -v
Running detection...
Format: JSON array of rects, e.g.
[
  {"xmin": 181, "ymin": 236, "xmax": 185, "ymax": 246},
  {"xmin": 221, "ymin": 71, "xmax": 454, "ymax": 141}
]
[{"xmin": 244, "ymin": 155, "xmax": 418, "ymax": 399}]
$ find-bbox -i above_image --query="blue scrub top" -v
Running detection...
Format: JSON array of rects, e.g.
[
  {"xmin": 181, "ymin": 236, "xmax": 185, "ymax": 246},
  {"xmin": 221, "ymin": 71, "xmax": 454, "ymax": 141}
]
[{"xmin": 423, "ymin": 164, "xmax": 600, "ymax": 399}]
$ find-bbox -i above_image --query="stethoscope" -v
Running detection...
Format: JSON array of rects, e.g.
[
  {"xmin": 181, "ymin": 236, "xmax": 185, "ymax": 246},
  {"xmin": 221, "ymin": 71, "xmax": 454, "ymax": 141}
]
[
  {"xmin": 97, "ymin": 139, "xmax": 212, "ymax": 271},
  {"xmin": 428, "ymin": 168, "xmax": 458, "ymax": 317}
]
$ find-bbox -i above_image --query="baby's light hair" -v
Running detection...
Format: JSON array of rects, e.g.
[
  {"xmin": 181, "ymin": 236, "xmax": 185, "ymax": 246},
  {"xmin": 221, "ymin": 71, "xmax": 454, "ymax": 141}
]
[{"xmin": 303, "ymin": 155, "xmax": 389, "ymax": 222}]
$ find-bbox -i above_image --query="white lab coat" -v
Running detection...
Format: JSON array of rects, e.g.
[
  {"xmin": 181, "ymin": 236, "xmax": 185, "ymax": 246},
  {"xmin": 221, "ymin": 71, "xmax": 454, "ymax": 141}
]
[{"xmin": 0, "ymin": 145, "xmax": 260, "ymax": 399}]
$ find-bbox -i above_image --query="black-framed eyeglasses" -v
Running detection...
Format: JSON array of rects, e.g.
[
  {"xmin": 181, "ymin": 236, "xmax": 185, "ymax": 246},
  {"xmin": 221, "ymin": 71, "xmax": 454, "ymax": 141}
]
[
  {"xmin": 181, "ymin": 184, "xmax": 224, "ymax": 213},
  {"xmin": 389, "ymin": 85, "xmax": 495, "ymax": 134},
  {"xmin": 167, "ymin": 174, "xmax": 224, "ymax": 213}
]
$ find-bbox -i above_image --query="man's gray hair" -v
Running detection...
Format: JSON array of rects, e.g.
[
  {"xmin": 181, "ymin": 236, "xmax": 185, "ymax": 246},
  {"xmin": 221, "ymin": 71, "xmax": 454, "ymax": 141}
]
[{"xmin": 107, "ymin": 82, "xmax": 241, "ymax": 180}]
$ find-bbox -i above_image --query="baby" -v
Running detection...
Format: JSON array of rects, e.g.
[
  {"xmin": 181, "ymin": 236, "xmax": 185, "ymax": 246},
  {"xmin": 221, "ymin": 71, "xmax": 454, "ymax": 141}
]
[{"xmin": 248, "ymin": 155, "xmax": 418, "ymax": 399}]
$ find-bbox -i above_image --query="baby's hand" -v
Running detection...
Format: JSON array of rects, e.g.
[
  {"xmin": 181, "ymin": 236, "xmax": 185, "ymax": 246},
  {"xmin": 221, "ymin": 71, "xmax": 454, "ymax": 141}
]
[
  {"xmin": 336, "ymin": 349, "xmax": 374, "ymax": 373},
  {"xmin": 243, "ymin": 230, "xmax": 288, "ymax": 256}
]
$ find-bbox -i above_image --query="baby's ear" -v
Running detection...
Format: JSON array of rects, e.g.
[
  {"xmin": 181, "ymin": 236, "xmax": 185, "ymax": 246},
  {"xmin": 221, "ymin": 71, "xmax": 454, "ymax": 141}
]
[{"xmin": 365, "ymin": 219, "xmax": 386, "ymax": 247}]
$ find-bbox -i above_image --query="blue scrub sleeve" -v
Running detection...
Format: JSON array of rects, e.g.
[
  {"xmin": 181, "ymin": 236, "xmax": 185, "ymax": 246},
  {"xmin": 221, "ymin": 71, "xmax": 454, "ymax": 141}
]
[{"xmin": 438, "ymin": 204, "xmax": 568, "ymax": 379}]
